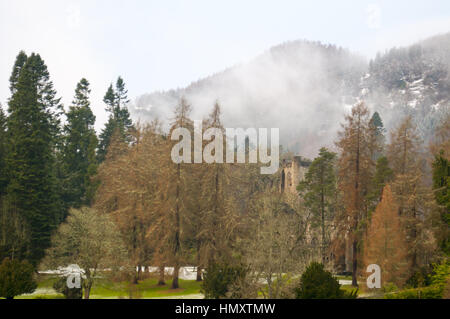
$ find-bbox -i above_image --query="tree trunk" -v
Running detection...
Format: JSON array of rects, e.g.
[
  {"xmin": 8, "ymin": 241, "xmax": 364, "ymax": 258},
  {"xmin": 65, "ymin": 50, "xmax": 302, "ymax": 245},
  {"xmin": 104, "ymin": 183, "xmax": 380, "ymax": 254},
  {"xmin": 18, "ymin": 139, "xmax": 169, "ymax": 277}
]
[
  {"xmin": 158, "ymin": 266, "xmax": 166, "ymax": 286},
  {"xmin": 196, "ymin": 267, "xmax": 203, "ymax": 282},
  {"xmin": 84, "ymin": 280, "xmax": 93, "ymax": 299},
  {"xmin": 171, "ymin": 163, "xmax": 181, "ymax": 290},
  {"xmin": 133, "ymin": 265, "xmax": 141, "ymax": 284},
  {"xmin": 172, "ymin": 265, "xmax": 180, "ymax": 289},
  {"xmin": 352, "ymin": 240, "xmax": 358, "ymax": 287},
  {"xmin": 196, "ymin": 242, "xmax": 203, "ymax": 281},
  {"xmin": 321, "ymin": 181, "xmax": 326, "ymax": 265}
]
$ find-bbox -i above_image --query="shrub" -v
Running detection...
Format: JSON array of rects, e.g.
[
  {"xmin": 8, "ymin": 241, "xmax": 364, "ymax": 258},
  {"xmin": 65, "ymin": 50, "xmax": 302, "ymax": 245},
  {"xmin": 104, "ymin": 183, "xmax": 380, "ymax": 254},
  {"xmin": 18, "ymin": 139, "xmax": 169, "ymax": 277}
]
[
  {"xmin": 406, "ymin": 267, "xmax": 433, "ymax": 288},
  {"xmin": 201, "ymin": 262, "xmax": 248, "ymax": 299},
  {"xmin": 430, "ymin": 259, "xmax": 450, "ymax": 288},
  {"xmin": 386, "ymin": 259, "xmax": 450, "ymax": 299},
  {"xmin": 384, "ymin": 285, "xmax": 443, "ymax": 299},
  {"xmin": 0, "ymin": 258, "xmax": 37, "ymax": 299},
  {"xmin": 295, "ymin": 262, "xmax": 356, "ymax": 299}
]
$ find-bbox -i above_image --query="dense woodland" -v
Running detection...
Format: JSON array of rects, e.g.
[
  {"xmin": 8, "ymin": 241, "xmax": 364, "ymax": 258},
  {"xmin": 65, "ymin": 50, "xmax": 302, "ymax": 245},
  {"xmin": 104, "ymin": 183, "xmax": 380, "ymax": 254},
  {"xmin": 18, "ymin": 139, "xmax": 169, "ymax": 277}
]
[{"xmin": 0, "ymin": 49, "xmax": 449, "ymax": 299}]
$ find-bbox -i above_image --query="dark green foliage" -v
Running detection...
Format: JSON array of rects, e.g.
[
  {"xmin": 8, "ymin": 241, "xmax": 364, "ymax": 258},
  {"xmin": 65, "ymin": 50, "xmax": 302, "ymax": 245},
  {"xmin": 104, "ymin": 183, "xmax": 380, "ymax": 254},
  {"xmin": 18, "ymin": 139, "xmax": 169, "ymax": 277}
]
[
  {"xmin": 6, "ymin": 52, "xmax": 62, "ymax": 265},
  {"xmin": 97, "ymin": 77, "xmax": 133, "ymax": 163},
  {"xmin": 9, "ymin": 51, "xmax": 28, "ymax": 94},
  {"xmin": 53, "ymin": 276, "xmax": 83, "ymax": 299},
  {"xmin": 61, "ymin": 79, "xmax": 98, "ymax": 208},
  {"xmin": 0, "ymin": 106, "xmax": 8, "ymax": 196},
  {"xmin": 369, "ymin": 112, "xmax": 386, "ymax": 161},
  {"xmin": 297, "ymin": 148, "xmax": 336, "ymax": 263},
  {"xmin": 367, "ymin": 156, "xmax": 394, "ymax": 213},
  {"xmin": 370, "ymin": 112, "xmax": 385, "ymax": 137},
  {"xmin": 432, "ymin": 151, "xmax": 450, "ymax": 254},
  {"xmin": 295, "ymin": 262, "xmax": 355, "ymax": 299},
  {"xmin": 201, "ymin": 262, "xmax": 248, "ymax": 299},
  {"xmin": 432, "ymin": 151, "xmax": 450, "ymax": 216},
  {"xmin": 406, "ymin": 267, "xmax": 433, "ymax": 288},
  {"xmin": 0, "ymin": 258, "xmax": 37, "ymax": 299},
  {"xmin": 384, "ymin": 285, "xmax": 443, "ymax": 299}
]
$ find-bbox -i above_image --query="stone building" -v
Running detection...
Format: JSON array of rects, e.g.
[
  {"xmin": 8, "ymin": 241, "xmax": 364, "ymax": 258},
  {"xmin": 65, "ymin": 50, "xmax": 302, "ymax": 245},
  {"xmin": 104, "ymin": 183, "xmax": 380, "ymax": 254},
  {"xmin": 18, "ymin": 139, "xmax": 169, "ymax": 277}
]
[
  {"xmin": 280, "ymin": 156, "xmax": 311, "ymax": 194},
  {"xmin": 279, "ymin": 156, "xmax": 354, "ymax": 273}
]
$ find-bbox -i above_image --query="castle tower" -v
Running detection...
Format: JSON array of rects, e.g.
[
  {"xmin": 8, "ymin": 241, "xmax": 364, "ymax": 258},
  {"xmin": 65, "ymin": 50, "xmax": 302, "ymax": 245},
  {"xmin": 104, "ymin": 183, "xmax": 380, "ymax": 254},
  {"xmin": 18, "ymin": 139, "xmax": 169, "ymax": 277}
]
[{"xmin": 280, "ymin": 156, "xmax": 311, "ymax": 194}]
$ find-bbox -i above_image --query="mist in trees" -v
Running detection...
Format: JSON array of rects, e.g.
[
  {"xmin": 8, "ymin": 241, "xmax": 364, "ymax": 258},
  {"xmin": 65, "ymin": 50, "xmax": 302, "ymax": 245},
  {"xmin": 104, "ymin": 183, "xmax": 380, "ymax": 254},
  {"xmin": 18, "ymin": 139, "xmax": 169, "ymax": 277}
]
[{"xmin": 0, "ymin": 48, "xmax": 448, "ymax": 299}]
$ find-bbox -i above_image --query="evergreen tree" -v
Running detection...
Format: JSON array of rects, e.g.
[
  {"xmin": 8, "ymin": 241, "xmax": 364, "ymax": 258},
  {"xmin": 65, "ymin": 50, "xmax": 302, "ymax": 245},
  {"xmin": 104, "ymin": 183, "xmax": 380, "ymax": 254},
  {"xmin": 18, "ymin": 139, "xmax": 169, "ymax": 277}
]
[
  {"xmin": 0, "ymin": 258, "xmax": 37, "ymax": 299},
  {"xmin": 432, "ymin": 151, "xmax": 450, "ymax": 254},
  {"xmin": 367, "ymin": 156, "xmax": 394, "ymax": 213},
  {"xmin": 6, "ymin": 52, "xmax": 62, "ymax": 265},
  {"xmin": 61, "ymin": 78, "xmax": 98, "ymax": 208},
  {"xmin": 8, "ymin": 51, "xmax": 28, "ymax": 95},
  {"xmin": 0, "ymin": 106, "xmax": 8, "ymax": 196},
  {"xmin": 298, "ymin": 147, "xmax": 337, "ymax": 264},
  {"xmin": 295, "ymin": 262, "xmax": 350, "ymax": 299},
  {"xmin": 369, "ymin": 112, "xmax": 385, "ymax": 160},
  {"xmin": 98, "ymin": 77, "xmax": 133, "ymax": 162}
]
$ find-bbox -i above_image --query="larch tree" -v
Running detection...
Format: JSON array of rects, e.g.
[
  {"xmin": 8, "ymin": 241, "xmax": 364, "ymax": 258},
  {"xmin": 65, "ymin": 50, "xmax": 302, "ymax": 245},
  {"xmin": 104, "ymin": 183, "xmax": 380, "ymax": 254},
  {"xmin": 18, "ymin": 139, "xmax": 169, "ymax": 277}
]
[
  {"xmin": 335, "ymin": 102, "xmax": 377, "ymax": 286},
  {"xmin": 166, "ymin": 98, "xmax": 194, "ymax": 289},
  {"xmin": 363, "ymin": 185, "xmax": 411, "ymax": 288},
  {"xmin": 94, "ymin": 125, "xmax": 154, "ymax": 285},
  {"xmin": 197, "ymin": 102, "xmax": 239, "ymax": 269},
  {"xmin": 388, "ymin": 116, "xmax": 436, "ymax": 270}
]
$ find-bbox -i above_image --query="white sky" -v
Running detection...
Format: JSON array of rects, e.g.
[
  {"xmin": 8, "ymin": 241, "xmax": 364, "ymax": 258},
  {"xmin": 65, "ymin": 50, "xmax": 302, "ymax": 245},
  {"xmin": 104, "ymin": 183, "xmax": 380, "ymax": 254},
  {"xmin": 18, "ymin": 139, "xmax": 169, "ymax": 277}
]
[{"xmin": 1, "ymin": 0, "xmax": 450, "ymax": 131}]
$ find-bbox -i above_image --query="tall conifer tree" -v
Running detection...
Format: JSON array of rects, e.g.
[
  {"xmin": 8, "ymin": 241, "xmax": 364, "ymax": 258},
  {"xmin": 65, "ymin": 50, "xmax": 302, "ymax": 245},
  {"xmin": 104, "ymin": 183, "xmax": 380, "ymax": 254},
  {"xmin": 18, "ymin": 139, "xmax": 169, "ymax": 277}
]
[
  {"xmin": 61, "ymin": 78, "xmax": 98, "ymax": 208},
  {"xmin": 98, "ymin": 77, "xmax": 133, "ymax": 162},
  {"xmin": 6, "ymin": 52, "xmax": 62, "ymax": 265}
]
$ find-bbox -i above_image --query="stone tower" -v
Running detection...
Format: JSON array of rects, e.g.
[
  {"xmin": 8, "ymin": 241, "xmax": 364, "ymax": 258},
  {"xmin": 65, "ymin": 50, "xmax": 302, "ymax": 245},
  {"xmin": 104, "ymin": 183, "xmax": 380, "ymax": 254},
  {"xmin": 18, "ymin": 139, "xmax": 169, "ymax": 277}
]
[{"xmin": 280, "ymin": 156, "xmax": 311, "ymax": 194}]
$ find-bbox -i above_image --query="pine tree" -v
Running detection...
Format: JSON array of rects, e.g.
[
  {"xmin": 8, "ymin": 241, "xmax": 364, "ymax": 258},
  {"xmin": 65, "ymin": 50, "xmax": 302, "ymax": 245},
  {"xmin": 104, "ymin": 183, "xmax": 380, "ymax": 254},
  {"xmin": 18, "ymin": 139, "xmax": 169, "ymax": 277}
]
[
  {"xmin": 366, "ymin": 156, "xmax": 394, "ymax": 213},
  {"xmin": 432, "ymin": 151, "xmax": 450, "ymax": 254},
  {"xmin": 8, "ymin": 51, "xmax": 28, "ymax": 95},
  {"xmin": 6, "ymin": 52, "xmax": 62, "ymax": 265},
  {"xmin": 0, "ymin": 106, "xmax": 8, "ymax": 196},
  {"xmin": 369, "ymin": 112, "xmax": 385, "ymax": 161},
  {"xmin": 298, "ymin": 147, "xmax": 337, "ymax": 264},
  {"xmin": 61, "ymin": 78, "xmax": 98, "ymax": 208},
  {"xmin": 98, "ymin": 77, "xmax": 133, "ymax": 163},
  {"xmin": 429, "ymin": 113, "xmax": 450, "ymax": 254}
]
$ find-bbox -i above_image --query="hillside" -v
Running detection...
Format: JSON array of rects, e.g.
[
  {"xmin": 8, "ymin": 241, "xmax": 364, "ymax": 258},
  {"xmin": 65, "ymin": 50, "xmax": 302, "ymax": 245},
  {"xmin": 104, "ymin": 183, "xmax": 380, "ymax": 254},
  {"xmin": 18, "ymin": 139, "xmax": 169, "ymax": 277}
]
[{"xmin": 130, "ymin": 34, "xmax": 450, "ymax": 158}]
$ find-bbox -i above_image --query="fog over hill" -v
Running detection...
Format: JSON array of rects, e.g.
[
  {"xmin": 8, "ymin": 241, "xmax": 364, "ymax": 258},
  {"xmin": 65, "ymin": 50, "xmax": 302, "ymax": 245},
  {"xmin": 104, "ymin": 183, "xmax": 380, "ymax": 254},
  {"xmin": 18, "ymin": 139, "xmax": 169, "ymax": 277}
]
[{"xmin": 130, "ymin": 34, "xmax": 450, "ymax": 159}]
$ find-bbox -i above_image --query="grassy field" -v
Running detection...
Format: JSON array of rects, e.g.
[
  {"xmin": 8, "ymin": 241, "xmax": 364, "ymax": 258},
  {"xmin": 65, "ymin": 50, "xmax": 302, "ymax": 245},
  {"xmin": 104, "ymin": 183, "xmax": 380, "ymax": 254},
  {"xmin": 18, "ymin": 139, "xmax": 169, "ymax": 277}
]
[
  {"xmin": 16, "ymin": 273, "xmax": 203, "ymax": 299},
  {"xmin": 13, "ymin": 273, "xmax": 363, "ymax": 299}
]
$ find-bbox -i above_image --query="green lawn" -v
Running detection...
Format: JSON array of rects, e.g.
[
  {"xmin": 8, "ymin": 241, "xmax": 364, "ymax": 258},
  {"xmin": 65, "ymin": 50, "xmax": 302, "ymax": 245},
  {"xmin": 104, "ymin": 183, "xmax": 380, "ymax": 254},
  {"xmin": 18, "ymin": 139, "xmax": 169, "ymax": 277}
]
[
  {"xmin": 90, "ymin": 277, "xmax": 203, "ymax": 299},
  {"xmin": 16, "ymin": 274, "xmax": 203, "ymax": 299}
]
